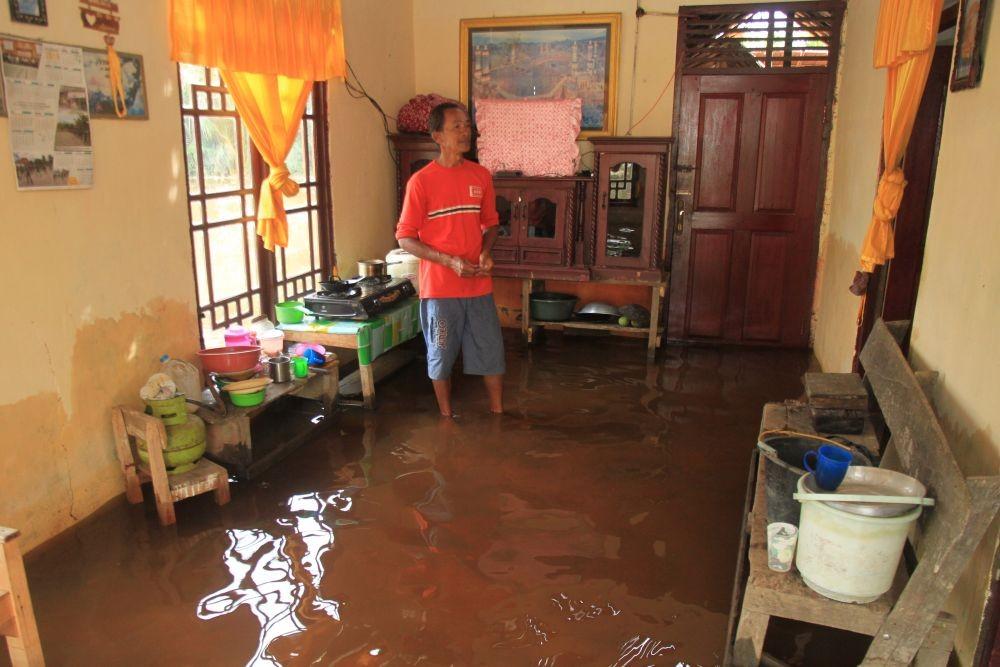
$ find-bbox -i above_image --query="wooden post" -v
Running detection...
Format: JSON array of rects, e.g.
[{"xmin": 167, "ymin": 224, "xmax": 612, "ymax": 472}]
[
  {"xmin": 647, "ymin": 282, "xmax": 663, "ymax": 361},
  {"xmin": 0, "ymin": 527, "xmax": 45, "ymax": 667},
  {"xmin": 359, "ymin": 363, "xmax": 376, "ymax": 410},
  {"xmin": 521, "ymin": 278, "xmax": 532, "ymax": 343},
  {"xmin": 733, "ymin": 609, "xmax": 769, "ymax": 666},
  {"xmin": 110, "ymin": 408, "xmax": 143, "ymax": 504},
  {"xmin": 143, "ymin": 420, "xmax": 176, "ymax": 526}
]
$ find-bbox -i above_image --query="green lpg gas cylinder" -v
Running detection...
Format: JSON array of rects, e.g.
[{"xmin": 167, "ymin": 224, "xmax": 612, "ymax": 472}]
[{"xmin": 137, "ymin": 412, "xmax": 207, "ymax": 475}]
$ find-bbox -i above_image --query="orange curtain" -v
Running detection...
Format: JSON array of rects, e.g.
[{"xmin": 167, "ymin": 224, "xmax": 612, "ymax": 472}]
[
  {"xmin": 859, "ymin": 0, "xmax": 943, "ymax": 272},
  {"xmin": 169, "ymin": 0, "xmax": 346, "ymax": 251}
]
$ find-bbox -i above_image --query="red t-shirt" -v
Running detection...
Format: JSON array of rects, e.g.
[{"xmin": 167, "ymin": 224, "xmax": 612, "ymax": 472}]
[{"xmin": 395, "ymin": 160, "xmax": 499, "ymax": 299}]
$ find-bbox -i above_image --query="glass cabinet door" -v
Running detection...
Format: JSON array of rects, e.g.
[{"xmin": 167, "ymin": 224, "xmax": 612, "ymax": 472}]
[
  {"xmin": 494, "ymin": 191, "xmax": 516, "ymax": 242},
  {"xmin": 524, "ymin": 196, "xmax": 557, "ymax": 240},
  {"xmin": 604, "ymin": 161, "xmax": 646, "ymax": 259}
]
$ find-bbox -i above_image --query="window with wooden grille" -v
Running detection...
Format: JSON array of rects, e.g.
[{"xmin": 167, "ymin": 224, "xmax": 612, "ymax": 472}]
[
  {"xmin": 178, "ymin": 64, "xmax": 334, "ymax": 344},
  {"xmin": 609, "ymin": 162, "xmax": 638, "ymax": 202},
  {"xmin": 679, "ymin": 2, "xmax": 842, "ymax": 73}
]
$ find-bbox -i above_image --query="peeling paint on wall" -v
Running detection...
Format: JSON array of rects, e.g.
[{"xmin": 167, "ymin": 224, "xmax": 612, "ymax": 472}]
[{"xmin": 0, "ymin": 298, "xmax": 198, "ymax": 551}]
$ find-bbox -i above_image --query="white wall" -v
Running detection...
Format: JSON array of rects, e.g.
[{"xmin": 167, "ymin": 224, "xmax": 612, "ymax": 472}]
[
  {"xmin": 0, "ymin": 0, "xmax": 199, "ymax": 549},
  {"xmin": 329, "ymin": 0, "xmax": 416, "ymax": 274},
  {"xmin": 813, "ymin": 1, "xmax": 1000, "ymax": 662}
]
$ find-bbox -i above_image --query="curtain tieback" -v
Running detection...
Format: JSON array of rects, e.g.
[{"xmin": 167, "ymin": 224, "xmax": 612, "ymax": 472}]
[
  {"xmin": 872, "ymin": 168, "xmax": 907, "ymax": 222},
  {"xmin": 268, "ymin": 164, "xmax": 300, "ymax": 197}
]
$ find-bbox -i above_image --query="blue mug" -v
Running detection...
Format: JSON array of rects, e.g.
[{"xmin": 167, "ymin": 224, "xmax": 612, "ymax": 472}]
[{"xmin": 803, "ymin": 445, "xmax": 852, "ymax": 491}]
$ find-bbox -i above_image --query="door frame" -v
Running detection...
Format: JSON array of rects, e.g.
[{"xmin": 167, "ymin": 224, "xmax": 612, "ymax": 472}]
[{"xmin": 667, "ymin": 1, "xmax": 844, "ymax": 345}]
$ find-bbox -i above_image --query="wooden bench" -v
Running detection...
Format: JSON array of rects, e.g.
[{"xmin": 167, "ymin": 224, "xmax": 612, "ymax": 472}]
[
  {"xmin": 728, "ymin": 320, "xmax": 1000, "ymax": 666},
  {"xmin": 0, "ymin": 527, "xmax": 44, "ymax": 666},
  {"xmin": 111, "ymin": 407, "xmax": 231, "ymax": 526}
]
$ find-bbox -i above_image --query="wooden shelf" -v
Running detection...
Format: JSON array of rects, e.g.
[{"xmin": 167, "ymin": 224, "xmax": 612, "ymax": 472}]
[{"xmin": 529, "ymin": 318, "xmax": 664, "ymax": 335}]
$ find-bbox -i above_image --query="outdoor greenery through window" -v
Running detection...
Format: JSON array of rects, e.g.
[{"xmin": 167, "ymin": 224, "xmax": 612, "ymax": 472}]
[{"xmin": 178, "ymin": 64, "xmax": 334, "ymax": 345}]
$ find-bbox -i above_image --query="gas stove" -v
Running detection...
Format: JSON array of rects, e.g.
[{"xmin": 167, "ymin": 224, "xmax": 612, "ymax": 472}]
[{"xmin": 304, "ymin": 276, "xmax": 416, "ymax": 320}]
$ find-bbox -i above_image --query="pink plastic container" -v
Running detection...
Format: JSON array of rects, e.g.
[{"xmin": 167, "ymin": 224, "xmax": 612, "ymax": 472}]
[
  {"xmin": 258, "ymin": 329, "xmax": 285, "ymax": 356},
  {"xmin": 224, "ymin": 325, "xmax": 255, "ymax": 348}
]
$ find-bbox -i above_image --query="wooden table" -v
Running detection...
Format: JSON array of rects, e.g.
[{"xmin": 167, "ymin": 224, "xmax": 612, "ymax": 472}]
[
  {"xmin": 519, "ymin": 277, "xmax": 666, "ymax": 361},
  {"xmin": 197, "ymin": 360, "xmax": 339, "ymax": 479},
  {"xmin": 725, "ymin": 402, "xmax": 954, "ymax": 666},
  {"xmin": 278, "ymin": 297, "xmax": 421, "ymax": 409}
]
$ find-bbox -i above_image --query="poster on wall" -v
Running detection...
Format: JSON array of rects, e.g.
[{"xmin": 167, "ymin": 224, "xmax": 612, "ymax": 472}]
[
  {"xmin": 82, "ymin": 47, "xmax": 147, "ymax": 119},
  {"xmin": 1, "ymin": 38, "xmax": 94, "ymax": 190}
]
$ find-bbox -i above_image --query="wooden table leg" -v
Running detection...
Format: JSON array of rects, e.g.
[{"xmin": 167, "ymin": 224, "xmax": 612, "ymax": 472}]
[
  {"xmin": 733, "ymin": 608, "xmax": 769, "ymax": 667},
  {"xmin": 521, "ymin": 278, "xmax": 532, "ymax": 343},
  {"xmin": 647, "ymin": 283, "xmax": 663, "ymax": 361},
  {"xmin": 0, "ymin": 527, "xmax": 45, "ymax": 667},
  {"xmin": 360, "ymin": 362, "xmax": 376, "ymax": 410}
]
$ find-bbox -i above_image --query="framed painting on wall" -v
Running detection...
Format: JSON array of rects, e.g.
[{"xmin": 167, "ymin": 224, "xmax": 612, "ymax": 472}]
[
  {"xmin": 951, "ymin": 0, "xmax": 991, "ymax": 90},
  {"xmin": 459, "ymin": 13, "xmax": 620, "ymax": 137},
  {"xmin": 7, "ymin": 0, "xmax": 47, "ymax": 26},
  {"xmin": 82, "ymin": 47, "xmax": 148, "ymax": 119}
]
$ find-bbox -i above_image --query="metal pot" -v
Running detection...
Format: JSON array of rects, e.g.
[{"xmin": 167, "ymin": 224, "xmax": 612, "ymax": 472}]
[
  {"xmin": 358, "ymin": 259, "xmax": 388, "ymax": 278},
  {"xmin": 267, "ymin": 355, "xmax": 292, "ymax": 383}
]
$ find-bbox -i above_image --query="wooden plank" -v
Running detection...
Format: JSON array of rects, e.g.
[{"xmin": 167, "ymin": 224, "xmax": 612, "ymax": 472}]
[
  {"xmin": 859, "ymin": 320, "xmax": 1000, "ymax": 665},
  {"xmin": 859, "ymin": 320, "xmax": 971, "ymax": 528},
  {"xmin": 647, "ymin": 282, "xmax": 663, "ymax": 360},
  {"xmin": 0, "ymin": 528, "xmax": 44, "ymax": 666},
  {"xmin": 732, "ymin": 610, "xmax": 769, "ymax": 667},
  {"xmin": 722, "ymin": 446, "xmax": 761, "ymax": 667},
  {"xmin": 864, "ymin": 478, "xmax": 1000, "ymax": 665},
  {"xmin": 110, "ymin": 407, "xmax": 143, "ymax": 504},
  {"xmin": 167, "ymin": 459, "xmax": 228, "ymax": 502},
  {"xmin": 280, "ymin": 329, "xmax": 358, "ymax": 349}
]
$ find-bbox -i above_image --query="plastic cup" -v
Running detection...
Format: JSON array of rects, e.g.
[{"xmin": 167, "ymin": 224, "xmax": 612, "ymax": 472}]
[
  {"xmin": 292, "ymin": 355, "xmax": 309, "ymax": 378},
  {"xmin": 767, "ymin": 522, "xmax": 798, "ymax": 572}
]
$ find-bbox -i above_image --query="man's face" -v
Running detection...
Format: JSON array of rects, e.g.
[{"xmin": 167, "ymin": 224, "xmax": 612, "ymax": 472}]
[{"xmin": 432, "ymin": 108, "xmax": 472, "ymax": 154}]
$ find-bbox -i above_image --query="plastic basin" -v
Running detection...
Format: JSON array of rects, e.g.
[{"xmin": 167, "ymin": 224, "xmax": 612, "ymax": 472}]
[
  {"xmin": 197, "ymin": 346, "xmax": 261, "ymax": 375},
  {"xmin": 529, "ymin": 292, "xmax": 577, "ymax": 322},
  {"xmin": 229, "ymin": 388, "xmax": 265, "ymax": 407},
  {"xmin": 275, "ymin": 301, "xmax": 305, "ymax": 324}
]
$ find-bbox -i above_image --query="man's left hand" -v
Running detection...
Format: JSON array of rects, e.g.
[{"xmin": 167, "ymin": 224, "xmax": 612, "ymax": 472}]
[{"xmin": 477, "ymin": 250, "xmax": 494, "ymax": 275}]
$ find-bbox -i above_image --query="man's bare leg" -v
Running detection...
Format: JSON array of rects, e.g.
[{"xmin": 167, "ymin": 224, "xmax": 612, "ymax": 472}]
[
  {"xmin": 432, "ymin": 378, "xmax": 453, "ymax": 417},
  {"xmin": 483, "ymin": 374, "xmax": 504, "ymax": 414}
]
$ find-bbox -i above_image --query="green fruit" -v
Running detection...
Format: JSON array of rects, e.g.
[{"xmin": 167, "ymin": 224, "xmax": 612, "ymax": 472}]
[{"xmin": 618, "ymin": 316, "xmax": 629, "ymax": 326}]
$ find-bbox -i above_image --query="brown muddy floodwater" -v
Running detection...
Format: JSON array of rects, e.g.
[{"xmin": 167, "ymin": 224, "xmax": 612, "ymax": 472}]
[{"xmin": 22, "ymin": 333, "xmax": 809, "ymax": 666}]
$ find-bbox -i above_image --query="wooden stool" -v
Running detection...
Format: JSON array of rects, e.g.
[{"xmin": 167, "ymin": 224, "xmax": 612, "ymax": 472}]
[
  {"xmin": 111, "ymin": 406, "xmax": 231, "ymax": 526},
  {"xmin": 0, "ymin": 526, "xmax": 44, "ymax": 666}
]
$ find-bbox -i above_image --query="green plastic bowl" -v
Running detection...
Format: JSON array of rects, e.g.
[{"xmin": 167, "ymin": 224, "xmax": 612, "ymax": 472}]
[
  {"xmin": 229, "ymin": 388, "xmax": 265, "ymax": 407},
  {"xmin": 275, "ymin": 301, "xmax": 305, "ymax": 324}
]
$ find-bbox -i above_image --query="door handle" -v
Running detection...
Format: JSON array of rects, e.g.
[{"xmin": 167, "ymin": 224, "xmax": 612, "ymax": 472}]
[{"xmin": 675, "ymin": 197, "xmax": 686, "ymax": 234}]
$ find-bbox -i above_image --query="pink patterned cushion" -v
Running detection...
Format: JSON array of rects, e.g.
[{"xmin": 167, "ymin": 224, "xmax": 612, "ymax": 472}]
[{"xmin": 475, "ymin": 98, "xmax": 582, "ymax": 176}]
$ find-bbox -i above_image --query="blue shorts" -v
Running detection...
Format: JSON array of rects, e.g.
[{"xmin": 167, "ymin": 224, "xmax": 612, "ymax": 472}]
[{"xmin": 420, "ymin": 294, "xmax": 506, "ymax": 380}]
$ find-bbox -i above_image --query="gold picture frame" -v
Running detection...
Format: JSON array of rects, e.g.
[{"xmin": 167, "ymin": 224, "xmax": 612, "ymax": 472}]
[{"xmin": 460, "ymin": 13, "xmax": 620, "ymax": 138}]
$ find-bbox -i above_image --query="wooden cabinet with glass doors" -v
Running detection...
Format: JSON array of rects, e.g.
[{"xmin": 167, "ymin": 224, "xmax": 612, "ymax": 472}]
[{"xmin": 587, "ymin": 137, "xmax": 672, "ymax": 282}]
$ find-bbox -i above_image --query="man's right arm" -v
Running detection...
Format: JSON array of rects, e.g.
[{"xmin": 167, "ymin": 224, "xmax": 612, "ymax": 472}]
[
  {"xmin": 396, "ymin": 175, "xmax": 478, "ymax": 278},
  {"xmin": 398, "ymin": 237, "xmax": 478, "ymax": 277}
]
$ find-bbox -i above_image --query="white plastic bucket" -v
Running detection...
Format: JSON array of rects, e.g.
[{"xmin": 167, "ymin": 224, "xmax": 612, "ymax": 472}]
[
  {"xmin": 387, "ymin": 247, "xmax": 420, "ymax": 294},
  {"xmin": 794, "ymin": 475, "xmax": 921, "ymax": 603}
]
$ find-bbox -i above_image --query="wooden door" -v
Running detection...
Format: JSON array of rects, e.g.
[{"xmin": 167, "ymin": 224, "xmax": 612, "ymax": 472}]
[
  {"xmin": 668, "ymin": 73, "xmax": 828, "ymax": 346},
  {"xmin": 595, "ymin": 153, "xmax": 662, "ymax": 270}
]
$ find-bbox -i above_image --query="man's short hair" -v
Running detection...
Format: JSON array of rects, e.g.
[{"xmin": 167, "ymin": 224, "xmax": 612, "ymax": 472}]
[{"xmin": 428, "ymin": 102, "xmax": 466, "ymax": 133}]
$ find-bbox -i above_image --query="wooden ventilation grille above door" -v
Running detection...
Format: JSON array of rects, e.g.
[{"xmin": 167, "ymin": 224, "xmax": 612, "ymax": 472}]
[{"xmin": 679, "ymin": 2, "xmax": 843, "ymax": 74}]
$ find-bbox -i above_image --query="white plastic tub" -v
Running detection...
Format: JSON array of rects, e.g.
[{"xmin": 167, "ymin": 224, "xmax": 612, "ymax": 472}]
[{"xmin": 795, "ymin": 475, "xmax": 922, "ymax": 603}]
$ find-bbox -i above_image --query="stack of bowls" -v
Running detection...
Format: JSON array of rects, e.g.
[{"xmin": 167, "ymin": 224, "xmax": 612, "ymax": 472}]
[{"xmin": 197, "ymin": 345, "xmax": 262, "ymax": 381}]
